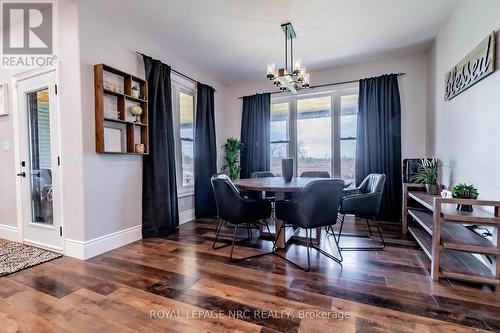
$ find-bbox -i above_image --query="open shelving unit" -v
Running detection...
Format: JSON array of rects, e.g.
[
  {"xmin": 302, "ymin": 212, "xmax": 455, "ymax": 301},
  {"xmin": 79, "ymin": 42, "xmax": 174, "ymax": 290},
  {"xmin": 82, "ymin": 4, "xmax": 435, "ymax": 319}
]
[
  {"xmin": 94, "ymin": 64, "xmax": 149, "ymax": 154},
  {"xmin": 403, "ymin": 183, "xmax": 500, "ymax": 286}
]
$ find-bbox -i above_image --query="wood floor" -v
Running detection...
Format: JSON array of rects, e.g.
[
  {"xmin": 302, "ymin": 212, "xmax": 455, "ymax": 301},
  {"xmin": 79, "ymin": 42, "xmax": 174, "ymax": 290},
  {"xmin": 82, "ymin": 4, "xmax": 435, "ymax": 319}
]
[{"xmin": 1, "ymin": 217, "xmax": 500, "ymax": 333}]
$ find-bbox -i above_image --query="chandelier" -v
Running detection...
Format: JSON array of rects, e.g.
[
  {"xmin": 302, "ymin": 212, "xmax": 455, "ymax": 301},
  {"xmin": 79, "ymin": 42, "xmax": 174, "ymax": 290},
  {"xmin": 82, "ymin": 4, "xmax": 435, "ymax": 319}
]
[{"xmin": 266, "ymin": 23, "xmax": 310, "ymax": 94}]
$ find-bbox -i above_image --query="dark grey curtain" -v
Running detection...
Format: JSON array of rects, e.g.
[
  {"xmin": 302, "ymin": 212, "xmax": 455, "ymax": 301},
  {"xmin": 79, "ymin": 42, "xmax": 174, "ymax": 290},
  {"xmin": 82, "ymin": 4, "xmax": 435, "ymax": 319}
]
[
  {"xmin": 142, "ymin": 55, "xmax": 179, "ymax": 237},
  {"xmin": 194, "ymin": 83, "xmax": 217, "ymax": 218},
  {"xmin": 356, "ymin": 74, "xmax": 402, "ymax": 219},
  {"xmin": 240, "ymin": 93, "xmax": 271, "ymax": 178}
]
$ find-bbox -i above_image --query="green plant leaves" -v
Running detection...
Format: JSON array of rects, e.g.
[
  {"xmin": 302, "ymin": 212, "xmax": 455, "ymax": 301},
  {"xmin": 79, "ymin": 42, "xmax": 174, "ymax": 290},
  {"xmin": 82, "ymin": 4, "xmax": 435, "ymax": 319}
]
[
  {"xmin": 452, "ymin": 183, "xmax": 479, "ymax": 199},
  {"xmin": 222, "ymin": 137, "xmax": 243, "ymax": 180}
]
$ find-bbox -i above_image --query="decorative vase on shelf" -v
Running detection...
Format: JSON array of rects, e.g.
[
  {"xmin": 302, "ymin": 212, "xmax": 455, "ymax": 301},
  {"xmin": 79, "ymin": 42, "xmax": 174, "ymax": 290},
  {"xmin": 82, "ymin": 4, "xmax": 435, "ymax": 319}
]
[
  {"xmin": 135, "ymin": 143, "xmax": 145, "ymax": 154},
  {"xmin": 281, "ymin": 158, "xmax": 293, "ymax": 183},
  {"xmin": 456, "ymin": 189, "xmax": 474, "ymax": 212},
  {"xmin": 131, "ymin": 86, "xmax": 140, "ymax": 98},
  {"xmin": 130, "ymin": 105, "xmax": 143, "ymax": 123},
  {"xmin": 425, "ymin": 184, "xmax": 439, "ymax": 195}
]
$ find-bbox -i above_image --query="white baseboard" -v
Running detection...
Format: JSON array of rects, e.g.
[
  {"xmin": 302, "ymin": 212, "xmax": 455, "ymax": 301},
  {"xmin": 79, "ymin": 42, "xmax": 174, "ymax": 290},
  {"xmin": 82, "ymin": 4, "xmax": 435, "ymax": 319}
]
[
  {"xmin": 23, "ymin": 239, "xmax": 62, "ymax": 253},
  {"xmin": 64, "ymin": 224, "xmax": 142, "ymax": 260},
  {"xmin": 0, "ymin": 224, "xmax": 19, "ymax": 242},
  {"xmin": 179, "ymin": 209, "xmax": 195, "ymax": 224}
]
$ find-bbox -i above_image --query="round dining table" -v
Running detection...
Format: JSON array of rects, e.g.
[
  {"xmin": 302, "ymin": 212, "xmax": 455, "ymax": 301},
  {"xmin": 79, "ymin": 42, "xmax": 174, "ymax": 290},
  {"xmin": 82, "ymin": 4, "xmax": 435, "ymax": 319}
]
[{"xmin": 233, "ymin": 177, "xmax": 333, "ymax": 248}]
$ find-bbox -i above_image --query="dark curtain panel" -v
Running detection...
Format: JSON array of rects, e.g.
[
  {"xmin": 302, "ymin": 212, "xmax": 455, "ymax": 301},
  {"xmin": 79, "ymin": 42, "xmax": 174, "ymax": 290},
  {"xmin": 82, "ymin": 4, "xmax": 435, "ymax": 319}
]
[
  {"xmin": 194, "ymin": 83, "xmax": 217, "ymax": 218},
  {"xmin": 142, "ymin": 55, "xmax": 179, "ymax": 237},
  {"xmin": 240, "ymin": 93, "xmax": 271, "ymax": 178},
  {"xmin": 356, "ymin": 74, "xmax": 402, "ymax": 219}
]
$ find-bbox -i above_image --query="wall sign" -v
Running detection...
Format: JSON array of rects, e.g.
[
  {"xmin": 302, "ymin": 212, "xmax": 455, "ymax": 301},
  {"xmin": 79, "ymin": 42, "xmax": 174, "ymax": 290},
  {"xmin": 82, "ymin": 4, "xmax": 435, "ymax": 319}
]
[{"xmin": 445, "ymin": 31, "xmax": 496, "ymax": 101}]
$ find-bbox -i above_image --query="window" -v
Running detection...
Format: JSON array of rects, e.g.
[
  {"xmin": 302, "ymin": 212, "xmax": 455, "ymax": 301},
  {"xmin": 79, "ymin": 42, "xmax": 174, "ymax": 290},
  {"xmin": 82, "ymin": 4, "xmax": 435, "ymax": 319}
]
[
  {"xmin": 270, "ymin": 88, "xmax": 358, "ymax": 181},
  {"xmin": 179, "ymin": 92, "xmax": 194, "ymax": 187},
  {"xmin": 340, "ymin": 94, "xmax": 358, "ymax": 183},
  {"xmin": 270, "ymin": 102, "xmax": 290, "ymax": 175},
  {"xmin": 297, "ymin": 96, "xmax": 332, "ymax": 176},
  {"xmin": 172, "ymin": 77, "xmax": 196, "ymax": 192}
]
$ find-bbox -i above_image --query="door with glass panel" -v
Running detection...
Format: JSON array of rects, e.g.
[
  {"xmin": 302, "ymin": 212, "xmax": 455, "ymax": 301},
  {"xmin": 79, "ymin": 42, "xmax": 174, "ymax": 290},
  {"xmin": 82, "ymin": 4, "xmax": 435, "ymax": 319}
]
[{"xmin": 17, "ymin": 70, "xmax": 62, "ymax": 251}]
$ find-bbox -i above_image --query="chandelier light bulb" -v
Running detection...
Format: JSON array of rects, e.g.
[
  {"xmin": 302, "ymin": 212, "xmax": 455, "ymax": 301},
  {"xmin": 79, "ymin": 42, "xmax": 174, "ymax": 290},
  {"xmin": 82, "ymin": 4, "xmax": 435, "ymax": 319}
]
[
  {"xmin": 267, "ymin": 63, "xmax": 276, "ymax": 80},
  {"xmin": 293, "ymin": 57, "xmax": 302, "ymax": 75},
  {"xmin": 298, "ymin": 66, "xmax": 306, "ymax": 82},
  {"xmin": 302, "ymin": 73, "xmax": 310, "ymax": 88}
]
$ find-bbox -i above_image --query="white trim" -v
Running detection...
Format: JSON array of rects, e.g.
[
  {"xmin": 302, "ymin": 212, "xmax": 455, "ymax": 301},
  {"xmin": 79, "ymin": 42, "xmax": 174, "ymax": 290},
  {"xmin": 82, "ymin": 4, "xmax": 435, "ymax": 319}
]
[
  {"xmin": 11, "ymin": 66, "xmax": 65, "ymax": 251},
  {"xmin": 0, "ymin": 224, "xmax": 19, "ymax": 242},
  {"xmin": 179, "ymin": 209, "xmax": 195, "ymax": 225},
  {"xmin": 64, "ymin": 225, "xmax": 142, "ymax": 260},
  {"xmin": 178, "ymin": 191, "xmax": 194, "ymax": 198},
  {"xmin": 23, "ymin": 239, "xmax": 62, "ymax": 253}
]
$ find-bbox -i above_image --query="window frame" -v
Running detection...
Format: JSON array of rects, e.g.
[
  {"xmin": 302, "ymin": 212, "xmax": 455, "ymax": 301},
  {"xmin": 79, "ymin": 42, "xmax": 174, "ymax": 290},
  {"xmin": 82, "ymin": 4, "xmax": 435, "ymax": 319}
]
[
  {"xmin": 270, "ymin": 101, "xmax": 292, "ymax": 175},
  {"xmin": 270, "ymin": 86, "xmax": 358, "ymax": 178},
  {"xmin": 172, "ymin": 75, "xmax": 196, "ymax": 195}
]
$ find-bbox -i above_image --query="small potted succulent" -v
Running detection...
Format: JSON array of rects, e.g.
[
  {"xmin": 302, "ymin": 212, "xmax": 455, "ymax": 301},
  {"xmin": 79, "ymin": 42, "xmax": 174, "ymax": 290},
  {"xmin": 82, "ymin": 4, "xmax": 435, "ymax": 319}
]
[
  {"xmin": 411, "ymin": 158, "xmax": 441, "ymax": 195},
  {"xmin": 452, "ymin": 183, "xmax": 479, "ymax": 212}
]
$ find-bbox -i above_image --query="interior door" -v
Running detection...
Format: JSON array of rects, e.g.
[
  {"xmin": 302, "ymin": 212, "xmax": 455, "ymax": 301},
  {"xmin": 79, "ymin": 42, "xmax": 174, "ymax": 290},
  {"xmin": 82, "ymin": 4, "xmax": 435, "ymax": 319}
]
[{"xmin": 17, "ymin": 70, "xmax": 62, "ymax": 251}]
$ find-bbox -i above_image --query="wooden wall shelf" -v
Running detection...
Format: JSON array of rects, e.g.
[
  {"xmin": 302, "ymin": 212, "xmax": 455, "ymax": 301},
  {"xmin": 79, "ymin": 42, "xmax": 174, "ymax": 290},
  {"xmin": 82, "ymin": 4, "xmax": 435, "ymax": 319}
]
[
  {"xmin": 94, "ymin": 64, "xmax": 149, "ymax": 154},
  {"xmin": 403, "ymin": 183, "xmax": 500, "ymax": 287}
]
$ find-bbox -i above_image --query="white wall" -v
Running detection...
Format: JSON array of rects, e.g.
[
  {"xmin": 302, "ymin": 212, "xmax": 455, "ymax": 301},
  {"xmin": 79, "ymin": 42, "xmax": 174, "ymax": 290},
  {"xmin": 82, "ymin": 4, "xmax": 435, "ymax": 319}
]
[
  {"xmin": 0, "ymin": 69, "xmax": 20, "ymax": 230},
  {"xmin": 222, "ymin": 52, "xmax": 431, "ymax": 160},
  {"xmin": 78, "ymin": 1, "xmax": 226, "ymax": 242},
  {"xmin": 430, "ymin": 0, "xmax": 500, "ymax": 202},
  {"xmin": 0, "ymin": 0, "xmax": 86, "ymax": 244}
]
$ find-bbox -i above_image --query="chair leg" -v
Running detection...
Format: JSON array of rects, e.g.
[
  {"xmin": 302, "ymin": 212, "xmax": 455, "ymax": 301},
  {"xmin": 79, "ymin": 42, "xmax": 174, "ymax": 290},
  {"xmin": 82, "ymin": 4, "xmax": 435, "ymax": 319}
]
[
  {"xmin": 228, "ymin": 219, "xmax": 277, "ymax": 263},
  {"xmin": 365, "ymin": 218, "xmax": 373, "ymax": 236},
  {"xmin": 340, "ymin": 216, "xmax": 385, "ymax": 251},
  {"xmin": 213, "ymin": 218, "xmax": 231, "ymax": 250},
  {"xmin": 337, "ymin": 214, "xmax": 346, "ymax": 245},
  {"xmin": 311, "ymin": 229, "xmax": 343, "ymax": 264},
  {"xmin": 273, "ymin": 226, "xmax": 342, "ymax": 272},
  {"xmin": 229, "ymin": 224, "xmax": 239, "ymax": 262},
  {"xmin": 247, "ymin": 222, "xmax": 252, "ymax": 240}
]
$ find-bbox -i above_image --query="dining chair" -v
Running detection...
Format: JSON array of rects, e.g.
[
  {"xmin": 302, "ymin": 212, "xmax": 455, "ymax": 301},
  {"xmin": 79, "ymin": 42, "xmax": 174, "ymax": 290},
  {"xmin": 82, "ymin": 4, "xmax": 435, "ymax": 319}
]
[
  {"xmin": 274, "ymin": 179, "xmax": 345, "ymax": 272},
  {"xmin": 211, "ymin": 173, "xmax": 275, "ymax": 262},
  {"xmin": 251, "ymin": 171, "xmax": 275, "ymax": 178},
  {"xmin": 337, "ymin": 173, "xmax": 386, "ymax": 250},
  {"xmin": 251, "ymin": 171, "xmax": 275, "ymax": 199},
  {"xmin": 300, "ymin": 171, "xmax": 330, "ymax": 178}
]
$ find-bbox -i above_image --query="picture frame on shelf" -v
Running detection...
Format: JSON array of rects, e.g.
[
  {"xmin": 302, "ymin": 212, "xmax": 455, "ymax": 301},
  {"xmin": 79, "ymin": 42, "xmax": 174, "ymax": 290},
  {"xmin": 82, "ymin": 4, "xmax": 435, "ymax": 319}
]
[{"xmin": 104, "ymin": 122, "xmax": 126, "ymax": 153}]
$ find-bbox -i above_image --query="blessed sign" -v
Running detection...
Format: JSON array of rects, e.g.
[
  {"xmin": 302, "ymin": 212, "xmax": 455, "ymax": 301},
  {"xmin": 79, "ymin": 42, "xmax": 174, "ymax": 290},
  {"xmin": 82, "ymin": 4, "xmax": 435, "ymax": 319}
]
[{"xmin": 445, "ymin": 31, "xmax": 496, "ymax": 101}]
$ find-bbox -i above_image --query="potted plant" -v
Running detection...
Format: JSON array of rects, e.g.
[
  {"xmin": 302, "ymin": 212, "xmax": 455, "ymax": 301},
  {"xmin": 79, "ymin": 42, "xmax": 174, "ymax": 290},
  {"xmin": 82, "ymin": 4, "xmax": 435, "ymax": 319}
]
[
  {"xmin": 411, "ymin": 158, "xmax": 441, "ymax": 195},
  {"xmin": 222, "ymin": 137, "xmax": 243, "ymax": 180},
  {"xmin": 452, "ymin": 183, "xmax": 479, "ymax": 212}
]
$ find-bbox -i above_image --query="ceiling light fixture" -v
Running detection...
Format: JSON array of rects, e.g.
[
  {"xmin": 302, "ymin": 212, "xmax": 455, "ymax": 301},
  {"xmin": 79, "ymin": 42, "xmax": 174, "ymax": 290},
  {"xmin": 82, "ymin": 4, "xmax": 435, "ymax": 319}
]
[{"xmin": 266, "ymin": 23, "xmax": 309, "ymax": 94}]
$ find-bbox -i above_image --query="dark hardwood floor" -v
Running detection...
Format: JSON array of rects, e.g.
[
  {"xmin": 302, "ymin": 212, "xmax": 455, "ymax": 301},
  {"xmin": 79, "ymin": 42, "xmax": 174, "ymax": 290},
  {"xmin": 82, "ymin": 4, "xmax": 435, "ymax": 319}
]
[{"xmin": 1, "ymin": 216, "xmax": 499, "ymax": 332}]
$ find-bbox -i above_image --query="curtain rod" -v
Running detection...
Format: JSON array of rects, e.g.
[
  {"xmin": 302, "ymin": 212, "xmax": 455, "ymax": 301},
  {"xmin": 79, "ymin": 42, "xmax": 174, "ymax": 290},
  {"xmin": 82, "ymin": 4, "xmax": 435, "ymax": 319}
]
[
  {"xmin": 135, "ymin": 51, "xmax": 217, "ymax": 92},
  {"xmin": 238, "ymin": 73, "xmax": 405, "ymax": 99}
]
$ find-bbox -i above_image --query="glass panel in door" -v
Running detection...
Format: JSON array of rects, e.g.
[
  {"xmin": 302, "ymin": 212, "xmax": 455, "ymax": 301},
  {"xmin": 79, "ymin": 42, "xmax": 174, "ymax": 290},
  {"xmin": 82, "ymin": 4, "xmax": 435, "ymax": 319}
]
[{"xmin": 27, "ymin": 88, "xmax": 53, "ymax": 225}]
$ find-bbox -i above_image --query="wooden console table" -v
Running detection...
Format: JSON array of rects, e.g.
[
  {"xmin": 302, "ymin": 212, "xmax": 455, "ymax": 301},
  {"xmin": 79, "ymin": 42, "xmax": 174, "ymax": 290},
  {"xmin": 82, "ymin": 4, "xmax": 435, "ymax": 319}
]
[{"xmin": 403, "ymin": 183, "xmax": 500, "ymax": 286}]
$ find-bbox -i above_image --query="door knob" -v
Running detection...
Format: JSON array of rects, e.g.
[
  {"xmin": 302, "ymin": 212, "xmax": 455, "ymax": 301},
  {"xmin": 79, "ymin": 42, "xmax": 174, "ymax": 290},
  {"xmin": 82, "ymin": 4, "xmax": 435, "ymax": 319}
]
[{"xmin": 17, "ymin": 172, "xmax": 26, "ymax": 177}]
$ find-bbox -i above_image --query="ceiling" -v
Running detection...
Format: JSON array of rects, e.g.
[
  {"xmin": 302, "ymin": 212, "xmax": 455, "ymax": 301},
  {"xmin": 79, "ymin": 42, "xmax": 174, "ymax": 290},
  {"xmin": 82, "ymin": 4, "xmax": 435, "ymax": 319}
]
[{"xmin": 87, "ymin": 0, "xmax": 459, "ymax": 83}]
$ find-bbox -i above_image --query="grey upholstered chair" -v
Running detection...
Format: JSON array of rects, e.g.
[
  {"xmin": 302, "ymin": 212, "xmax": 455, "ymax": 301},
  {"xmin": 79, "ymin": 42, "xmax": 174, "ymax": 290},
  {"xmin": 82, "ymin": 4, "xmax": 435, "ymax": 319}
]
[
  {"xmin": 211, "ymin": 174, "xmax": 275, "ymax": 262},
  {"xmin": 251, "ymin": 171, "xmax": 275, "ymax": 199},
  {"xmin": 251, "ymin": 171, "xmax": 275, "ymax": 178},
  {"xmin": 275, "ymin": 179, "xmax": 345, "ymax": 271},
  {"xmin": 300, "ymin": 171, "xmax": 331, "ymax": 178},
  {"xmin": 337, "ymin": 174, "xmax": 386, "ymax": 250}
]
